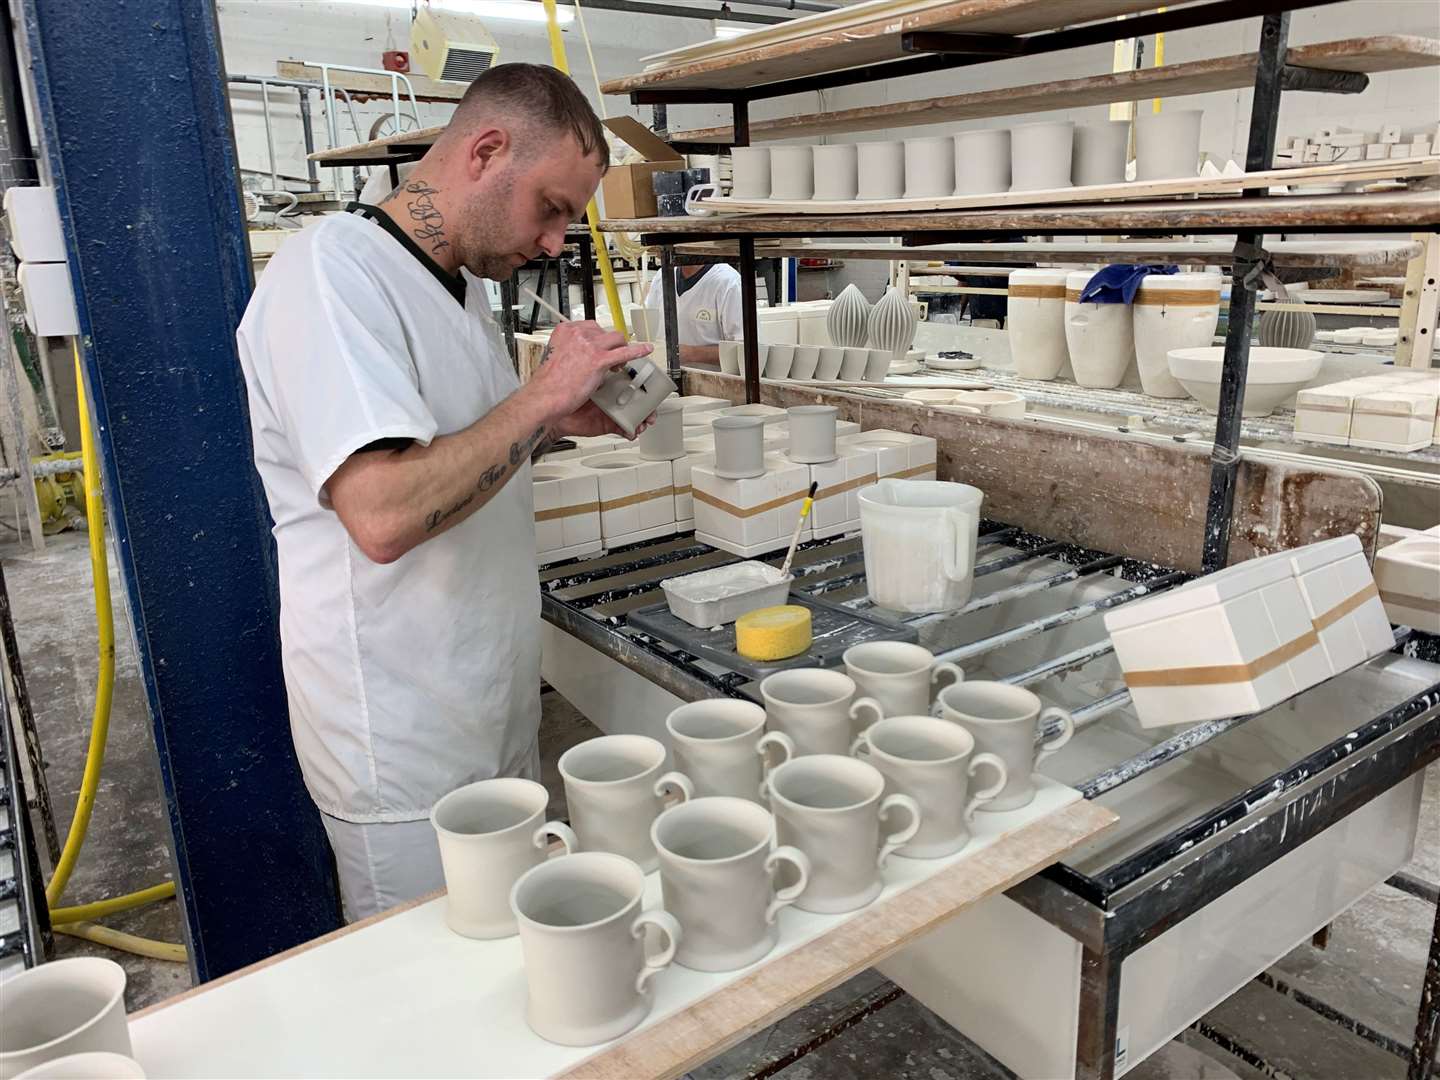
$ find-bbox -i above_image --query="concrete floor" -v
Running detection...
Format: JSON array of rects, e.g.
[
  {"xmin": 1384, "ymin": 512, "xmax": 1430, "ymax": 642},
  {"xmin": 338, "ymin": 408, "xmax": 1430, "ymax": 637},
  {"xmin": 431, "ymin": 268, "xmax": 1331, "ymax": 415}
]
[{"xmin": 6, "ymin": 528, "xmax": 1437, "ymax": 1078}]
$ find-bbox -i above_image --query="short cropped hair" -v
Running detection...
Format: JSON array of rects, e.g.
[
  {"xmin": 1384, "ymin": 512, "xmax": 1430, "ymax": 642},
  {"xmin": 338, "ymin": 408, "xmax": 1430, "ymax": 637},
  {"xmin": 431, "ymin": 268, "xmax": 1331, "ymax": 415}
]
[{"xmin": 448, "ymin": 63, "xmax": 608, "ymax": 170}]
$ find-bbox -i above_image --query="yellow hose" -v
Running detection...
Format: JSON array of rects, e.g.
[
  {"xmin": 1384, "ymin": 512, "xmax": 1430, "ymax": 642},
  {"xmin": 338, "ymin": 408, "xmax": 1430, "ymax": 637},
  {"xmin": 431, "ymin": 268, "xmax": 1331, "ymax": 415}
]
[
  {"xmin": 57, "ymin": 921, "xmax": 188, "ymax": 964},
  {"xmin": 50, "ymin": 881, "xmax": 176, "ymax": 925}
]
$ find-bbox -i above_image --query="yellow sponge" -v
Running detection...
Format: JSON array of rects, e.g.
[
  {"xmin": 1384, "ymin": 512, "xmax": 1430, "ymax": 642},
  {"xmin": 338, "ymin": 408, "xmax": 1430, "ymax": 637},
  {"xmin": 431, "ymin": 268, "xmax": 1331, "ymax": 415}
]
[{"xmin": 735, "ymin": 605, "xmax": 812, "ymax": 661}]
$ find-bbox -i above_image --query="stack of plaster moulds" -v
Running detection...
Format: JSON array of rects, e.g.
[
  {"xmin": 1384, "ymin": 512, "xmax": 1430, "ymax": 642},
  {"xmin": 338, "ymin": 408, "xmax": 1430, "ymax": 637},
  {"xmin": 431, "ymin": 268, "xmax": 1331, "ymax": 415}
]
[{"xmin": 1294, "ymin": 369, "xmax": 1440, "ymax": 453}]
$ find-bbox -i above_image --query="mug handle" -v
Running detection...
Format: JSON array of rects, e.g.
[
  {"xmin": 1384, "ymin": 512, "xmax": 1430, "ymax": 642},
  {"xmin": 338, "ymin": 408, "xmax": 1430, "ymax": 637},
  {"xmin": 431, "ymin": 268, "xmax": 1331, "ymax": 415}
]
[
  {"xmin": 533, "ymin": 820, "xmax": 578, "ymax": 856},
  {"xmin": 848, "ymin": 729, "xmax": 871, "ymax": 758},
  {"xmin": 654, "ymin": 771, "xmax": 694, "ymax": 806},
  {"xmin": 876, "ymin": 793, "xmax": 922, "ymax": 867},
  {"xmin": 942, "ymin": 507, "xmax": 975, "ymax": 583},
  {"xmin": 1035, "ymin": 707, "xmax": 1074, "ymax": 762},
  {"xmin": 849, "ymin": 696, "xmax": 884, "ymax": 733},
  {"xmin": 931, "ymin": 662, "xmax": 964, "ymax": 694},
  {"xmin": 631, "ymin": 909, "xmax": 682, "ymax": 994},
  {"xmin": 964, "ymin": 753, "xmax": 1008, "ymax": 822},
  {"xmin": 756, "ymin": 732, "xmax": 795, "ymax": 801},
  {"xmin": 763, "ymin": 845, "xmax": 811, "ymax": 924}
]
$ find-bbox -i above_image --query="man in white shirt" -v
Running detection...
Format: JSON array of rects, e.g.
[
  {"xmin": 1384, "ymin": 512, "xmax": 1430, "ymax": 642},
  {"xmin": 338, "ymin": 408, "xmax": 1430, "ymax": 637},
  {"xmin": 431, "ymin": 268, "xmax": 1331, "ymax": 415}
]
[
  {"xmin": 237, "ymin": 64, "xmax": 650, "ymax": 919},
  {"xmin": 643, "ymin": 262, "xmax": 744, "ymax": 365}
]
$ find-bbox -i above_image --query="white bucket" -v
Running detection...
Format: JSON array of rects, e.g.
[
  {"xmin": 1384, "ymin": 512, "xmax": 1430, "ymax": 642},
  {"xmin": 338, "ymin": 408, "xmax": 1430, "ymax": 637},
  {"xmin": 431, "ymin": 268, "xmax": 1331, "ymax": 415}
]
[{"xmin": 858, "ymin": 479, "xmax": 984, "ymax": 614}]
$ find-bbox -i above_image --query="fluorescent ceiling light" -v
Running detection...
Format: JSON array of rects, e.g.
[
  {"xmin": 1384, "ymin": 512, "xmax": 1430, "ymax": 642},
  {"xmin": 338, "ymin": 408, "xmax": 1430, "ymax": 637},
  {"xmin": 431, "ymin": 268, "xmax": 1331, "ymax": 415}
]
[
  {"xmin": 711, "ymin": 22, "xmax": 752, "ymax": 40},
  {"xmin": 336, "ymin": 0, "xmax": 573, "ymax": 24}
]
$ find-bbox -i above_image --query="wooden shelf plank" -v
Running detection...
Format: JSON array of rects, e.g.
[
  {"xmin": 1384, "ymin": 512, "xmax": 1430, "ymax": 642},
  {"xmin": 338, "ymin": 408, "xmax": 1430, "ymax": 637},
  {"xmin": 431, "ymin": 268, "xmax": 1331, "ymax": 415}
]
[
  {"xmin": 667, "ymin": 36, "xmax": 1440, "ymax": 143},
  {"xmin": 309, "ymin": 124, "xmax": 444, "ymax": 164},
  {"xmin": 276, "ymin": 61, "xmax": 465, "ymax": 103}
]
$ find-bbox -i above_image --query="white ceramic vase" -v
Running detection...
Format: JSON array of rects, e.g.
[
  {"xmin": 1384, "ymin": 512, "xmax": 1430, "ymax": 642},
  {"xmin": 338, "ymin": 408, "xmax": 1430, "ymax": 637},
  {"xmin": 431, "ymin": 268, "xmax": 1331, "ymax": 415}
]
[
  {"xmin": 865, "ymin": 286, "xmax": 918, "ymax": 363},
  {"xmin": 1064, "ymin": 270, "xmax": 1135, "ymax": 388},
  {"xmin": 1134, "ymin": 109, "xmax": 1203, "ymax": 181},
  {"xmin": 953, "ymin": 129, "xmax": 1010, "ymax": 195},
  {"xmin": 1006, "ymin": 268, "xmax": 1069, "ymax": 381},
  {"xmin": 1258, "ymin": 307, "xmax": 1317, "ymax": 349},
  {"xmin": 1132, "ymin": 272, "xmax": 1222, "ymax": 398},
  {"xmin": 730, "ymin": 147, "xmax": 771, "ymax": 199},
  {"xmin": 770, "ymin": 145, "xmax": 815, "ymax": 200},
  {"xmin": 813, "ymin": 144, "xmax": 859, "ymax": 200},
  {"xmin": 903, "ymin": 136, "xmax": 955, "ymax": 198},
  {"xmin": 857, "ymin": 141, "xmax": 905, "ymax": 200},
  {"xmin": 826, "ymin": 283, "xmax": 872, "ymax": 348},
  {"xmin": 1072, "ymin": 120, "xmax": 1130, "ymax": 186},
  {"xmin": 1010, "ymin": 120, "xmax": 1074, "ymax": 192}
]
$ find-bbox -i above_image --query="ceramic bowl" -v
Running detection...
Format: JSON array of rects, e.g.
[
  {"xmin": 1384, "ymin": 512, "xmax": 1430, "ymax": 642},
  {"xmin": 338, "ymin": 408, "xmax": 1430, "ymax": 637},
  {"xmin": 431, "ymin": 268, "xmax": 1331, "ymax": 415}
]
[{"xmin": 1166, "ymin": 346, "xmax": 1323, "ymax": 417}]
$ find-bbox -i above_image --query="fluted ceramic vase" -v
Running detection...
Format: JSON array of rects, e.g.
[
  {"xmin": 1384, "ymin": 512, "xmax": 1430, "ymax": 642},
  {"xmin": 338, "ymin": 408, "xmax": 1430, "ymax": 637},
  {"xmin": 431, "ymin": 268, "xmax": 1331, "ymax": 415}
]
[
  {"xmin": 1258, "ymin": 307, "xmax": 1317, "ymax": 349},
  {"xmin": 827, "ymin": 283, "xmax": 872, "ymax": 348},
  {"xmin": 866, "ymin": 286, "xmax": 919, "ymax": 363}
]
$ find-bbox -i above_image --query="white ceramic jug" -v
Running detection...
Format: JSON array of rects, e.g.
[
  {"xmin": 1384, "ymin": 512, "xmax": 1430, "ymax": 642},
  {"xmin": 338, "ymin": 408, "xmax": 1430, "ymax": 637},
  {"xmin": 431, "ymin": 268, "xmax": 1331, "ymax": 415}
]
[{"xmin": 858, "ymin": 479, "xmax": 984, "ymax": 613}]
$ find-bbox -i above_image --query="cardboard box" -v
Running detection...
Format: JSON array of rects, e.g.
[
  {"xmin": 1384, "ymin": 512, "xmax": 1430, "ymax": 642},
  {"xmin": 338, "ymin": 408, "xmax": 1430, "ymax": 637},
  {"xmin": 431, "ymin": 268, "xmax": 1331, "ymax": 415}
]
[{"xmin": 600, "ymin": 116, "xmax": 684, "ymax": 221}]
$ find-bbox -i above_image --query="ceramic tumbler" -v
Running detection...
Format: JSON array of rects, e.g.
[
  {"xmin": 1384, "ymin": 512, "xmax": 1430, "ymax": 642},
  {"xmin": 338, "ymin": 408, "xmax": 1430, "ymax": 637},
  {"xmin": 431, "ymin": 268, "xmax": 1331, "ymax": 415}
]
[
  {"xmin": 790, "ymin": 345, "xmax": 822, "ymax": 381},
  {"xmin": 1064, "ymin": 270, "xmax": 1135, "ymax": 388},
  {"xmin": 712, "ymin": 415, "xmax": 767, "ymax": 480},
  {"xmin": 0, "ymin": 959, "xmax": 132, "ymax": 1079},
  {"xmin": 1010, "ymin": 120, "xmax": 1074, "ymax": 192},
  {"xmin": 764, "ymin": 754, "xmax": 921, "ymax": 913},
  {"xmin": 953, "ymin": 129, "xmax": 1011, "ymax": 195},
  {"xmin": 730, "ymin": 147, "xmax": 771, "ymax": 199},
  {"xmin": 1135, "ymin": 109, "xmax": 1203, "ymax": 181},
  {"xmin": 1132, "ymin": 272, "xmax": 1222, "ymax": 398},
  {"xmin": 12, "ymin": 1055, "xmax": 145, "ymax": 1080},
  {"xmin": 839, "ymin": 347, "xmax": 869, "ymax": 381},
  {"xmin": 558, "ymin": 734, "xmax": 693, "ymax": 873},
  {"xmin": 850, "ymin": 715, "xmax": 1007, "ymax": 858},
  {"xmin": 903, "ymin": 136, "xmax": 955, "ymax": 198},
  {"xmin": 815, "ymin": 346, "xmax": 846, "ymax": 381},
  {"xmin": 862, "ymin": 349, "xmax": 893, "ymax": 382},
  {"xmin": 652, "ymin": 797, "xmax": 811, "ymax": 971},
  {"xmin": 764, "ymin": 342, "xmax": 797, "ymax": 380},
  {"xmin": 638, "ymin": 397, "xmax": 686, "ymax": 461},
  {"xmin": 431, "ymin": 777, "xmax": 578, "ymax": 939},
  {"xmin": 718, "ymin": 340, "xmax": 743, "ymax": 375},
  {"xmin": 770, "ymin": 145, "xmax": 815, "ymax": 200},
  {"xmin": 511, "ymin": 852, "xmax": 681, "ymax": 1046},
  {"xmin": 666, "ymin": 699, "xmax": 794, "ymax": 802},
  {"xmin": 841, "ymin": 641, "xmax": 963, "ymax": 718},
  {"xmin": 760, "ymin": 668, "xmax": 884, "ymax": 756},
  {"xmin": 813, "ymin": 143, "xmax": 859, "ymax": 200},
  {"xmin": 1072, "ymin": 120, "xmax": 1130, "ymax": 186},
  {"xmin": 938, "ymin": 681, "xmax": 1074, "ymax": 811},
  {"xmin": 857, "ymin": 141, "xmax": 905, "ymax": 200},
  {"xmin": 1006, "ymin": 268, "xmax": 1070, "ymax": 381},
  {"xmin": 787, "ymin": 405, "xmax": 839, "ymax": 463}
]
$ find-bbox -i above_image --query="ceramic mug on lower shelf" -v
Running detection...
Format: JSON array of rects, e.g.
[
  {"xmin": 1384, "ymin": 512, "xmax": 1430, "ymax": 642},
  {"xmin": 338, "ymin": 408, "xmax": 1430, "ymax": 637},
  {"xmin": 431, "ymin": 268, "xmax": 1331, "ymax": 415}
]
[
  {"xmin": 850, "ymin": 715, "xmax": 1007, "ymax": 858},
  {"xmin": 760, "ymin": 667, "xmax": 884, "ymax": 757},
  {"xmin": 558, "ymin": 734, "xmax": 693, "ymax": 872},
  {"xmin": 764, "ymin": 754, "xmax": 921, "ymax": 913},
  {"xmin": 666, "ymin": 699, "xmax": 794, "ymax": 802},
  {"xmin": 813, "ymin": 143, "xmax": 859, "ymax": 201},
  {"xmin": 938, "ymin": 681, "xmax": 1074, "ymax": 811},
  {"xmin": 511, "ymin": 851, "xmax": 682, "ymax": 1046},
  {"xmin": 431, "ymin": 777, "xmax": 578, "ymax": 939},
  {"xmin": 842, "ymin": 640, "xmax": 963, "ymax": 718},
  {"xmin": 652, "ymin": 796, "xmax": 811, "ymax": 971},
  {"xmin": 857, "ymin": 141, "xmax": 905, "ymax": 200},
  {"xmin": 0, "ymin": 958, "xmax": 133, "ymax": 1079}
]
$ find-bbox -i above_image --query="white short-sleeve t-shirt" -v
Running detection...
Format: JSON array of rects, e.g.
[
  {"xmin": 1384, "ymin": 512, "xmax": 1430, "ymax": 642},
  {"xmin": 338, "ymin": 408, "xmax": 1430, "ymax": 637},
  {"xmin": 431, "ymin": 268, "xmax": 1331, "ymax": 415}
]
[
  {"xmin": 644, "ymin": 263, "xmax": 744, "ymax": 346},
  {"xmin": 237, "ymin": 212, "xmax": 541, "ymax": 823}
]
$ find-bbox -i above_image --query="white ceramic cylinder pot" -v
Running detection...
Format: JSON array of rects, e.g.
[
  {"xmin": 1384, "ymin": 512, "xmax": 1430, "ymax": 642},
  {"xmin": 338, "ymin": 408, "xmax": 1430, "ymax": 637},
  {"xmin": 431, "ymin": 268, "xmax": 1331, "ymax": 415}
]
[
  {"xmin": 764, "ymin": 754, "xmax": 920, "ymax": 913},
  {"xmin": 787, "ymin": 405, "xmax": 839, "ymax": 463},
  {"xmin": 666, "ymin": 698, "xmax": 793, "ymax": 802},
  {"xmin": 1134, "ymin": 108, "xmax": 1203, "ymax": 181},
  {"xmin": 859, "ymin": 479, "xmax": 983, "ymax": 613},
  {"xmin": 769, "ymin": 145, "xmax": 815, "ymax": 201},
  {"xmin": 842, "ymin": 641, "xmax": 963, "ymax": 718},
  {"xmin": 1006, "ymin": 268, "xmax": 1070, "ymax": 381},
  {"xmin": 903, "ymin": 136, "xmax": 955, "ymax": 198},
  {"xmin": 13, "ymin": 1054, "xmax": 146, "ymax": 1080},
  {"xmin": 826, "ymin": 284, "xmax": 872, "ymax": 348},
  {"xmin": 938, "ymin": 681, "xmax": 1073, "ymax": 811},
  {"xmin": 813, "ymin": 143, "xmax": 859, "ymax": 201},
  {"xmin": 652, "ymin": 796, "xmax": 810, "ymax": 971},
  {"xmin": 953, "ymin": 129, "xmax": 1010, "ymax": 195},
  {"xmin": 431, "ymin": 777, "xmax": 577, "ymax": 939},
  {"xmin": 1072, "ymin": 120, "xmax": 1130, "ymax": 186},
  {"xmin": 1010, "ymin": 120, "xmax": 1074, "ymax": 192},
  {"xmin": 511, "ymin": 851, "xmax": 681, "ymax": 1046},
  {"xmin": 1064, "ymin": 270, "xmax": 1135, "ymax": 388},
  {"xmin": 638, "ymin": 397, "xmax": 686, "ymax": 461},
  {"xmin": 558, "ymin": 735, "xmax": 693, "ymax": 872},
  {"xmin": 850, "ymin": 715, "xmax": 1007, "ymax": 858},
  {"xmin": 730, "ymin": 147, "xmax": 771, "ymax": 199},
  {"xmin": 760, "ymin": 667, "xmax": 884, "ymax": 757},
  {"xmin": 0, "ymin": 959, "xmax": 131, "ymax": 1080},
  {"xmin": 857, "ymin": 141, "xmax": 905, "ymax": 200},
  {"xmin": 1132, "ymin": 272, "xmax": 1222, "ymax": 398},
  {"xmin": 712, "ymin": 415, "xmax": 767, "ymax": 480}
]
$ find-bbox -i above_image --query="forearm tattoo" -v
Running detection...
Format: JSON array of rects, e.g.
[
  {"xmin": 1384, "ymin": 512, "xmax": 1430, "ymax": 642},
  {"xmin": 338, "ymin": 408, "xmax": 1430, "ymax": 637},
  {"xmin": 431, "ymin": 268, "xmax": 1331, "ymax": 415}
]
[{"xmin": 423, "ymin": 426, "xmax": 551, "ymax": 533}]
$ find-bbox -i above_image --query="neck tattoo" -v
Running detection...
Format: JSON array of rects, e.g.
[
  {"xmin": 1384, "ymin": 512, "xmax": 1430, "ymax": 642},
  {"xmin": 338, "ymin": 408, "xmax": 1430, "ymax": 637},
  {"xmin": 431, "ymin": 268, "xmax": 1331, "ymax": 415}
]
[{"xmin": 385, "ymin": 180, "xmax": 450, "ymax": 255}]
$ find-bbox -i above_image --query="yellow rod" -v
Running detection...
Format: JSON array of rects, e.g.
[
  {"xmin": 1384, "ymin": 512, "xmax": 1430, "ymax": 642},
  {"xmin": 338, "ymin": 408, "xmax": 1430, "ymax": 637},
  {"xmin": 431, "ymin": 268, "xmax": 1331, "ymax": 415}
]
[
  {"xmin": 51, "ymin": 881, "xmax": 176, "ymax": 925},
  {"xmin": 46, "ymin": 342, "xmax": 116, "ymax": 906},
  {"xmin": 542, "ymin": 0, "xmax": 628, "ymax": 338},
  {"xmin": 57, "ymin": 921, "xmax": 188, "ymax": 963},
  {"xmin": 1153, "ymin": 11, "xmax": 1166, "ymax": 114}
]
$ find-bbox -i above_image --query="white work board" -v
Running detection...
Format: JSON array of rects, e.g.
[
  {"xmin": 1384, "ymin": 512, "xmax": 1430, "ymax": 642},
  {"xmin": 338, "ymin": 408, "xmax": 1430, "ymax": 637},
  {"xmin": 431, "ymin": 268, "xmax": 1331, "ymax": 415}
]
[{"xmin": 130, "ymin": 778, "xmax": 1109, "ymax": 1079}]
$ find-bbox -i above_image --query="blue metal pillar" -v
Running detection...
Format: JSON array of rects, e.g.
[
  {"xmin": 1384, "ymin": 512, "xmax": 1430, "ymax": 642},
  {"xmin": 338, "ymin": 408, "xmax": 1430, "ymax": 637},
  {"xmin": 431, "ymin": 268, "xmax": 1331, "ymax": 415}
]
[{"xmin": 20, "ymin": 0, "xmax": 341, "ymax": 978}]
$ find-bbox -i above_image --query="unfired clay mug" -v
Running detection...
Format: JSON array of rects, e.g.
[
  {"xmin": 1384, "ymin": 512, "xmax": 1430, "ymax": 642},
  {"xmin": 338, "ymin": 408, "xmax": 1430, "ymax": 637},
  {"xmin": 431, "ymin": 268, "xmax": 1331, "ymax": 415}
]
[
  {"xmin": 652, "ymin": 796, "xmax": 810, "ymax": 971},
  {"xmin": 760, "ymin": 668, "xmax": 884, "ymax": 756},
  {"xmin": 558, "ymin": 734, "xmax": 693, "ymax": 872},
  {"xmin": 638, "ymin": 397, "xmax": 686, "ymax": 461},
  {"xmin": 938, "ymin": 681, "xmax": 1074, "ymax": 811},
  {"xmin": 842, "ymin": 640, "xmax": 963, "ymax": 718},
  {"xmin": 13, "ymin": 1054, "xmax": 145, "ymax": 1080},
  {"xmin": 510, "ymin": 851, "xmax": 681, "ymax": 1046},
  {"xmin": 787, "ymin": 405, "xmax": 839, "ymax": 463},
  {"xmin": 764, "ymin": 754, "xmax": 921, "ymax": 913},
  {"xmin": 0, "ymin": 959, "xmax": 132, "ymax": 1079},
  {"xmin": 730, "ymin": 147, "xmax": 771, "ymax": 199},
  {"xmin": 813, "ymin": 144, "xmax": 859, "ymax": 200},
  {"xmin": 770, "ymin": 145, "xmax": 815, "ymax": 200},
  {"xmin": 857, "ymin": 141, "xmax": 905, "ymax": 200},
  {"xmin": 850, "ymin": 715, "xmax": 1007, "ymax": 858},
  {"xmin": 666, "ymin": 699, "xmax": 794, "ymax": 802},
  {"xmin": 431, "ymin": 777, "xmax": 578, "ymax": 939},
  {"xmin": 712, "ymin": 415, "xmax": 767, "ymax": 480}
]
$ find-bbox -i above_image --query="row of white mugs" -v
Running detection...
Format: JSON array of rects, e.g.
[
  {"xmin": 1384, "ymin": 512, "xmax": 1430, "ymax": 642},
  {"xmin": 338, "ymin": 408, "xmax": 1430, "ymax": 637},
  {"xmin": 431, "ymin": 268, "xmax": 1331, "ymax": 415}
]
[
  {"xmin": 718, "ymin": 340, "xmax": 894, "ymax": 382},
  {"xmin": 430, "ymin": 641, "xmax": 1074, "ymax": 1047},
  {"xmin": 729, "ymin": 110, "xmax": 1204, "ymax": 201}
]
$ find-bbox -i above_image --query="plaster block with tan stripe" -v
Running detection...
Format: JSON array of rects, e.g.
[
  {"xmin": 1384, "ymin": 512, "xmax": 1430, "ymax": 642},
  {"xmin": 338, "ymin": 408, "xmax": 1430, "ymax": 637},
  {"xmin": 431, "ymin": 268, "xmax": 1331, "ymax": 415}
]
[
  {"xmin": 801, "ymin": 444, "xmax": 878, "ymax": 541},
  {"xmin": 692, "ymin": 452, "xmax": 810, "ymax": 558},
  {"xmin": 670, "ymin": 450, "xmax": 713, "ymax": 532},
  {"xmin": 532, "ymin": 460, "xmax": 602, "ymax": 565},
  {"xmin": 576, "ymin": 450, "xmax": 676, "ymax": 548},
  {"xmin": 1283, "ymin": 535, "xmax": 1393, "ymax": 676},
  {"xmin": 1349, "ymin": 388, "xmax": 1438, "ymax": 452},
  {"xmin": 1375, "ymin": 535, "xmax": 1440, "ymax": 633},
  {"xmin": 838, "ymin": 429, "xmax": 936, "ymax": 481}
]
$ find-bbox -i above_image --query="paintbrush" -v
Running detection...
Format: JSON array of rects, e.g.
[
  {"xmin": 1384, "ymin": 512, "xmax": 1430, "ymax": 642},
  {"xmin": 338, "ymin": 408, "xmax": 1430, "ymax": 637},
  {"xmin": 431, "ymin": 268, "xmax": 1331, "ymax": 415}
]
[
  {"xmin": 519, "ymin": 284, "xmax": 571, "ymax": 324},
  {"xmin": 779, "ymin": 481, "xmax": 819, "ymax": 579}
]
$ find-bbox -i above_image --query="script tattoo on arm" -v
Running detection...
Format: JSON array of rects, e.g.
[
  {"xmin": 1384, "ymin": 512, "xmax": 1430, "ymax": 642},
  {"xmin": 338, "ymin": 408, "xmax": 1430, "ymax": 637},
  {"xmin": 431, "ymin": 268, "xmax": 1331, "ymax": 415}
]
[
  {"xmin": 421, "ymin": 428, "xmax": 551, "ymax": 533},
  {"xmin": 392, "ymin": 181, "xmax": 449, "ymax": 254}
]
